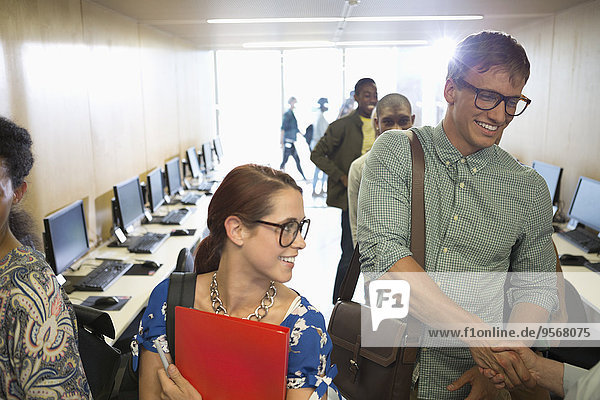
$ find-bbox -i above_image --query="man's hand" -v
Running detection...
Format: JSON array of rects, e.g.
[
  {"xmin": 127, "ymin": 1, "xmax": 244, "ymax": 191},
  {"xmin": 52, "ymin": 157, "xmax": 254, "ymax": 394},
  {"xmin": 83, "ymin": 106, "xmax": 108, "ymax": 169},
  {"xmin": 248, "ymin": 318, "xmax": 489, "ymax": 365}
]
[
  {"xmin": 157, "ymin": 364, "xmax": 203, "ymax": 400},
  {"xmin": 340, "ymin": 175, "xmax": 348, "ymax": 187},
  {"xmin": 447, "ymin": 366, "xmax": 501, "ymax": 400},
  {"xmin": 479, "ymin": 348, "xmax": 539, "ymax": 389},
  {"xmin": 470, "ymin": 346, "xmax": 534, "ymax": 389}
]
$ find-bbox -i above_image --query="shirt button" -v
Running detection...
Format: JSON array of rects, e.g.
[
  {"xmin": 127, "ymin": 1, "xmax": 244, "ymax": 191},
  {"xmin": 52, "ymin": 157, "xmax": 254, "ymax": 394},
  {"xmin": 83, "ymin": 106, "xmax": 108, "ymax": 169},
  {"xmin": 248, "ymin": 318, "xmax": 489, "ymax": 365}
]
[
  {"xmin": 453, "ymin": 215, "xmax": 458, "ymax": 221},
  {"xmin": 459, "ymin": 182, "xmax": 465, "ymax": 188},
  {"xmin": 443, "ymin": 247, "xmax": 448, "ymax": 253},
  {"xmin": 472, "ymin": 167, "xmax": 478, "ymax": 173},
  {"xmin": 436, "ymin": 281, "xmax": 442, "ymax": 287},
  {"xmin": 461, "ymin": 158, "xmax": 466, "ymax": 163},
  {"xmin": 445, "ymin": 161, "xmax": 450, "ymax": 166}
]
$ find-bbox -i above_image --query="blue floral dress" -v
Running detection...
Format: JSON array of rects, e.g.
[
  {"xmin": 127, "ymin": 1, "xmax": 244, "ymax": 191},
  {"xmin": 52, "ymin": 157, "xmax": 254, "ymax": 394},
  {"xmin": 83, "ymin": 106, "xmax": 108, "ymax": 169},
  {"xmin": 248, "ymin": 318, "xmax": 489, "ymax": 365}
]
[{"xmin": 131, "ymin": 278, "xmax": 338, "ymax": 398}]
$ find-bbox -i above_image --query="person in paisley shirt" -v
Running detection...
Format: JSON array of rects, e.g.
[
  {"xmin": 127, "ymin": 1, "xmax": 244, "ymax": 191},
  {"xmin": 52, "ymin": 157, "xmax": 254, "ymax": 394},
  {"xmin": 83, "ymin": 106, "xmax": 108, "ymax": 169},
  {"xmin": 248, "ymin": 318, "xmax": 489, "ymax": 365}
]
[{"xmin": 0, "ymin": 116, "xmax": 91, "ymax": 399}]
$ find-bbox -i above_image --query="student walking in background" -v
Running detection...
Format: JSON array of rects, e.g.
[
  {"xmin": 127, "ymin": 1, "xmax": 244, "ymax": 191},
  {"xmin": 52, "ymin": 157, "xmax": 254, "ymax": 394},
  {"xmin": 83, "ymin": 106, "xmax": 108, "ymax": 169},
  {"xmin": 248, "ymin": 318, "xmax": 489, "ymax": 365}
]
[
  {"xmin": 311, "ymin": 97, "xmax": 329, "ymax": 196},
  {"xmin": 280, "ymin": 97, "xmax": 307, "ymax": 180}
]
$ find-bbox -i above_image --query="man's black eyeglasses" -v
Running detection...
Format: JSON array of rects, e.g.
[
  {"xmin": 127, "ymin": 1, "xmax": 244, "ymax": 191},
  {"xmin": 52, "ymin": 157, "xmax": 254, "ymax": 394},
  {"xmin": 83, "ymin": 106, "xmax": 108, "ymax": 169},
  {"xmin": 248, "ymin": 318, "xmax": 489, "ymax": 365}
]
[
  {"xmin": 455, "ymin": 78, "xmax": 531, "ymax": 117},
  {"xmin": 254, "ymin": 218, "xmax": 311, "ymax": 247}
]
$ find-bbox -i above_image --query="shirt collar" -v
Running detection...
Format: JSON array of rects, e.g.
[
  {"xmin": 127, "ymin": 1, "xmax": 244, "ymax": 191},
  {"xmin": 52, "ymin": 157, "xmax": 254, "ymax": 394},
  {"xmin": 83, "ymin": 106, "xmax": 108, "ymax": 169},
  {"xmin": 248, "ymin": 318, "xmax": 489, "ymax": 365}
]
[{"xmin": 433, "ymin": 122, "xmax": 497, "ymax": 174}]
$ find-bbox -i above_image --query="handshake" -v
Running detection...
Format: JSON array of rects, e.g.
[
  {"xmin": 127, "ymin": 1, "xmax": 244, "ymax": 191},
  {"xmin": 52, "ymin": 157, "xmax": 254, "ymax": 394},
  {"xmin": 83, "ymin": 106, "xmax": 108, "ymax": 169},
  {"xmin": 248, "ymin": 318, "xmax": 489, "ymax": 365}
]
[{"xmin": 448, "ymin": 346, "xmax": 588, "ymax": 399}]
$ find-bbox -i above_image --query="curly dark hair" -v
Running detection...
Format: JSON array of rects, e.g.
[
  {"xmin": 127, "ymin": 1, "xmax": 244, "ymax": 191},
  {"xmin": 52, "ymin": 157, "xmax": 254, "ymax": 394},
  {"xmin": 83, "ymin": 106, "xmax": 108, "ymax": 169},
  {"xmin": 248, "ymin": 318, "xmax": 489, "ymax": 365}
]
[
  {"xmin": 0, "ymin": 117, "xmax": 34, "ymax": 189},
  {"xmin": 1, "ymin": 116, "xmax": 39, "ymax": 249}
]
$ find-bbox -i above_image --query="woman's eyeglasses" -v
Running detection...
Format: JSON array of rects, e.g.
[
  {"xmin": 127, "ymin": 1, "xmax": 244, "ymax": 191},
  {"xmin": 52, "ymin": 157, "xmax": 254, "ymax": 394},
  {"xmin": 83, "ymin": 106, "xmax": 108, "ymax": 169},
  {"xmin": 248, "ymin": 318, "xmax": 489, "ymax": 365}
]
[{"xmin": 254, "ymin": 218, "xmax": 311, "ymax": 247}]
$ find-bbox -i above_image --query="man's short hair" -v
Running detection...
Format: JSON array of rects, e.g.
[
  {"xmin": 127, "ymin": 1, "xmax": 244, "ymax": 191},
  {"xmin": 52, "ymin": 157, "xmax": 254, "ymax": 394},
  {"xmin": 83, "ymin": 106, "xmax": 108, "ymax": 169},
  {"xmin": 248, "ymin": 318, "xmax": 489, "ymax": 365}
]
[
  {"xmin": 447, "ymin": 31, "xmax": 530, "ymax": 86},
  {"xmin": 354, "ymin": 78, "xmax": 376, "ymax": 94},
  {"xmin": 376, "ymin": 93, "xmax": 412, "ymax": 119},
  {"xmin": 288, "ymin": 96, "xmax": 297, "ymax": 105}
]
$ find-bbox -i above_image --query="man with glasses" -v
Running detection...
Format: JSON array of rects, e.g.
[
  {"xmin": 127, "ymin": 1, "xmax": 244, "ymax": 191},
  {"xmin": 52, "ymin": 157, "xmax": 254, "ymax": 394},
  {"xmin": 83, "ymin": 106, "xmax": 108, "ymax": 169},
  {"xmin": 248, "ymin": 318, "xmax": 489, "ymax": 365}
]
[{"xmin": 358, "ymin": 31, "xmax": 557, "ymax": 399}]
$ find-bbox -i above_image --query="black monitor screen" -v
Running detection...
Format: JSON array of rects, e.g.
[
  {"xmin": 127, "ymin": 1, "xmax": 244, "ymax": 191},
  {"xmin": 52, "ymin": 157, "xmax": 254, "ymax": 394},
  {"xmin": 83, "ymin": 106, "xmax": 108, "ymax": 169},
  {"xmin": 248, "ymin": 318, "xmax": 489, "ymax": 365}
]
[
  {"xmin": 213, "ymin": 137, "xmax": 223, "ymax": 162},
  {"xmin": 113, "ymin": 176, "xmax": 145, "ymax": 232},
  {"xmin": 202, "ymin": 142, "xmax": 214, "ymax": 172},
  {"xmin": 165, "ymin": 157, "xmax": 183, "ymax": 195},
  {"xmin": 568, "ymin": 176, "xmax": 600, "ymax": 232},
  {"xmin": 43, "ymin": 200, "xmax": 89, "ymax": 275},
  {"xmin": 532, "ymin": 160, "xmax": 563, "ymax": 204},
  {"xmin": 147, "ymin": 168, "xmax": 165, "ymax": 212},
  {"xmin": 186, "ymin": 147, "xmax": 201, "ymax": 179}
]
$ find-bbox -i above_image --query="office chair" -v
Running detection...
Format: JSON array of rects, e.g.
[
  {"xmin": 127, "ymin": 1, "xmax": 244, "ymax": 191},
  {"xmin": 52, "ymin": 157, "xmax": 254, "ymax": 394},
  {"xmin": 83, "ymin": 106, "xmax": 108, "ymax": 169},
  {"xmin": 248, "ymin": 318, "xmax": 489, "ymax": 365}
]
[
  {"xmin": 73, "ymin": 304, "xmax": 125, "ymax": 400},
  {"xmin": 175, "ymin": 247, "xmax": 194, "ymax": 272}
]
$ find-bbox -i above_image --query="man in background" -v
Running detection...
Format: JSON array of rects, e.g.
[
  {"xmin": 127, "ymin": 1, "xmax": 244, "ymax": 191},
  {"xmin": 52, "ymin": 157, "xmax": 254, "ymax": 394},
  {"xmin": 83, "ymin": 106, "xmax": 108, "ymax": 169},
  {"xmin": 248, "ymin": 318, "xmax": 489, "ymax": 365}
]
[
  {"xmin": 348, "ymin": 93, "xmax": 414, "ymax": 246},
  {"xmin": 311, "ymin": 78, "xmax": 378, "ymax": 303},
  {"xmin": 311, "ymin": 97, "xmax": 329, "ymax": 196},
  {"xmin": 280, "ymin": 96, "xmax": 306, "ymax": 180}
]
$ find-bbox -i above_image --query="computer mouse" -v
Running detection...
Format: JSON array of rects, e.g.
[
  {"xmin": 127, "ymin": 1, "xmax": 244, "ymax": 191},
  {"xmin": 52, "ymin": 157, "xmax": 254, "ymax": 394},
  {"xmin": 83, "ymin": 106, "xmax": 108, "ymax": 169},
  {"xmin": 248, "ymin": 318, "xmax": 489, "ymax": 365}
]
[
  {"xmin": 559, "ymin": 254, "xmax": 588, "ymax": 266},
  {"xmin": 94, "ymin": 296, "xmax": 120, "ymax": 307},
  {"xmin": 142, "ymin": 260, "xmax": 160, "ymax": 269},
  {"xmin": 171, "ymin": 229, "xmax": 190, "ymax": 236}
]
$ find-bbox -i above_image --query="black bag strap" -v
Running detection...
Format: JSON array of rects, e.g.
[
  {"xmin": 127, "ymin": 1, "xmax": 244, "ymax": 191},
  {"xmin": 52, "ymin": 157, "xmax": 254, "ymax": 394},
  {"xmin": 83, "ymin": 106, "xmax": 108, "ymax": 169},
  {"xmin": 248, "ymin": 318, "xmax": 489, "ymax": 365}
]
[
  {"xmin": 166, "ymin": 272, "xmax": 197, "ymax": 362},
  {"xmin": 338, "ymin": 130, "xmax": 426, "ymax": 300}
]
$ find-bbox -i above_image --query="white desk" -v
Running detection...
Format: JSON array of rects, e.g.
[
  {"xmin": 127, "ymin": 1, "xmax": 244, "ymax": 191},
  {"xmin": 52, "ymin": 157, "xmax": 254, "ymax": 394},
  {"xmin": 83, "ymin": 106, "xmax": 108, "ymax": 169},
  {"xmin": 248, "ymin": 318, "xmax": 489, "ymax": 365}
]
[
  {"xmin": 553, "ymin": 232, "xmax": 600, "ymax": 321},
  {"xmin": 65, "ymin": 194, "xmax": 211, "ymax": 344}
]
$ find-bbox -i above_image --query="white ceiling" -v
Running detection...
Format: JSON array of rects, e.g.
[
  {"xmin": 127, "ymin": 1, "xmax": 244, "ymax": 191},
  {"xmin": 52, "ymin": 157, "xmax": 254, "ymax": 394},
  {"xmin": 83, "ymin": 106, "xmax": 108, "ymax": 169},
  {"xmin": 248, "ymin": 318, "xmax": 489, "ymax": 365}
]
[{"xmin": 89, "ymin": 0, "xmax": 591, "ymax": 49}]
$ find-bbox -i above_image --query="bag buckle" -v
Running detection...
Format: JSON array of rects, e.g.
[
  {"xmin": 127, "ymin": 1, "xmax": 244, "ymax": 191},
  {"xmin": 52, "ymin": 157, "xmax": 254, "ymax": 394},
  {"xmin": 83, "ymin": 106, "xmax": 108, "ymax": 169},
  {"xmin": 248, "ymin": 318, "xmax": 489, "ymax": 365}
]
[{"xmin": 349, "ymin": 359, "xmax": 359, "ymax": 382}]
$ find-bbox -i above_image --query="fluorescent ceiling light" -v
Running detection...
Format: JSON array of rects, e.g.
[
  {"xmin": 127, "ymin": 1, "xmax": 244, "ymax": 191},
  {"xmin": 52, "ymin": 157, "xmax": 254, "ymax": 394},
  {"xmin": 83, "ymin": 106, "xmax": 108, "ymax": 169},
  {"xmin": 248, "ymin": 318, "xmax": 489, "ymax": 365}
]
[
  {"xmin": 243, "ymin": 41, "xmax": 335, "ymax": 48},
  {"xmin": 208, "ymin": 17, "xmax": 343, "ymax": 24},
  {"xmin": 337, "ymin": 40, "xmax": 427, "ymax": 46},
  {"xmin": 346, "ymin": 15, "xmax": 483, "ymax": 22},
  {"xmin": 208, "ymin": 15, "xmax": 482, "ymax": 24},
  {"xmin": 243, "ymin": 40, "xmax": 429, "ymax": 49}
]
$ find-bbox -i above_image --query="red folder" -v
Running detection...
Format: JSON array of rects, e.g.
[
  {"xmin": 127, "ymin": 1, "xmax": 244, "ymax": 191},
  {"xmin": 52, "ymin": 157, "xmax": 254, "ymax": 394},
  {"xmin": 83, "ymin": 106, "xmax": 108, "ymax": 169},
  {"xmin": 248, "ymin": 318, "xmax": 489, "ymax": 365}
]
[{"xmin": 174, "ymin": 306, "xmax": 290, "ymax": 400}]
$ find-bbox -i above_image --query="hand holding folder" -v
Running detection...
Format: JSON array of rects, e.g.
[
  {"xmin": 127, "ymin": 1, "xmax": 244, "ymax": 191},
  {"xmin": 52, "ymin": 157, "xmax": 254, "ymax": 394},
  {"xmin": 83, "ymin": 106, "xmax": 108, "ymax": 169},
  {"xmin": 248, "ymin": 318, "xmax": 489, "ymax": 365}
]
[{"xmin": 174, "ymin": 306, "xmax": 290, "ymax": 400}]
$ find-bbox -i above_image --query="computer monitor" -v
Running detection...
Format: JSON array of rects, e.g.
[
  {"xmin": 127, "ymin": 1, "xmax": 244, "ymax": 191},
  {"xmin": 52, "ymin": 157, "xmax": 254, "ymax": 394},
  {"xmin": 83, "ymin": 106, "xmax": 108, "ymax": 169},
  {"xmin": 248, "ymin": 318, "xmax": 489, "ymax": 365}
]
[
  {"xmin": 165, "ymin": 157, "xmax": 183, "ymax": 195},
  {"xmin": 186, "ymin": 147, "xmax": 201, "ymax": 179},
  {"xmin": 202, "ymin": 142, "xmax": 214, "ymax": 172},
  {"xmin": 43, "ymin": 200, "xmax": 89, "ymax": 275},
  {"xmin": 532, "ymin": 160, "xmax": 563, "ymax": 205},
  {"xmin": 567, "ymin": 176, "xmax": 600, "ymax": 232},
  {"xmin": 113, "ymin": 176, "xmax": 145, "ymax": 233},
  {"xmin": 213, "ymin": 137, "xmax": 223, "ymax": 163},
  {"xmin": 147, "ymin": 168, "xmax": 165, "ymax": 212}
]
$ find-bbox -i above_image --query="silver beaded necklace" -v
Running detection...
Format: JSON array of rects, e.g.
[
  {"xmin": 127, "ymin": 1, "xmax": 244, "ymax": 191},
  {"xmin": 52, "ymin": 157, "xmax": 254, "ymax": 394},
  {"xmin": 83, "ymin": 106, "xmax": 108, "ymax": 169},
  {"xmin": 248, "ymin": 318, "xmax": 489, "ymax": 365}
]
[{"xmin": 210, "ymin": 272, "xmax": 277, "ymax": 321}]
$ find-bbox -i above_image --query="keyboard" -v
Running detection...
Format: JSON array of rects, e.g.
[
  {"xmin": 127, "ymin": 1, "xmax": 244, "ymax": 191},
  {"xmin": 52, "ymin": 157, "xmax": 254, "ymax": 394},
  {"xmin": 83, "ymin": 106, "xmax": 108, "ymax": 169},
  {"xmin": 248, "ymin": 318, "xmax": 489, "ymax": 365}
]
[
  {"xmin": 160, "ymin": 208, "xmax": 190, "ymax": 225},
  {"xmin": 189, "ymin": 181, "xmax": 215, "ymax": 191},
  {"xmin": 127, "ymin": 232, "xmax": 169, "ymax": 253},
  {"xmin": 74, "ymin": 260, "xmax": 133, "ymax": 291},
  {"xmin": 180, "ymin": 192, "xmax": 203, "ymax": 205},
  {"xmin": 559, "ymin": 228, "xmax": 600, "ymax": 253}
]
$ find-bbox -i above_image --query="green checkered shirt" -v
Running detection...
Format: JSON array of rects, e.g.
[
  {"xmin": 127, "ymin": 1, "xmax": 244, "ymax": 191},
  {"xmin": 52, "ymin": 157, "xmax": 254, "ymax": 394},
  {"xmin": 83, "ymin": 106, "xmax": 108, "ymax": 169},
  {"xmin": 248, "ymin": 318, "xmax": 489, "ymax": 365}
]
[{"xmin": 357, "ymin": 123, "xmax": 558, "ymax": 399}]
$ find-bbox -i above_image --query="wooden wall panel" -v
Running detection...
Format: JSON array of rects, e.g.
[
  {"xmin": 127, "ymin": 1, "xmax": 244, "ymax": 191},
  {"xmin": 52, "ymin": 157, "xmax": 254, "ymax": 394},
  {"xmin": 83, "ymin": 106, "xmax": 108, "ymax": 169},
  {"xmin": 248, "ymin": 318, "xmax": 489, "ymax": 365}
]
[
  {"xmin": 0, "ymin": 0, "xmax": 216, "ymax": 246},
  {"xmin": 1, "ymin": 0, "xmax": 96, "ymax": 240},
  {"xmin": 507, "ymin": 0, "xmax": 600, "ymax": 213},
  {"xmin": 81, "ymin": 1, "xmax": 147, "ymax": 239},
  {"xmin": 139, "ymin": 26, "xmax": 180, "ymax": 165},
  {"xmin": 174, "ymin": 46, "xmax": 217, "ymax": 155}
]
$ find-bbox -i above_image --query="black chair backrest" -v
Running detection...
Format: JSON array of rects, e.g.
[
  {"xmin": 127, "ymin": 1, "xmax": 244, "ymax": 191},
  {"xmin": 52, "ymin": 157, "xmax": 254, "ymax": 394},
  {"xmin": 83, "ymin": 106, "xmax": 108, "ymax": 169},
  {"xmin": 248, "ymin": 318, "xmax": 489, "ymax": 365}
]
[
  {"xmin": 175, "ymin": 247, "xmax": 194, "ymax": 272},
  {"xmin": 73, "ymin": 304, "xmax": 121, "ymax": 400}
]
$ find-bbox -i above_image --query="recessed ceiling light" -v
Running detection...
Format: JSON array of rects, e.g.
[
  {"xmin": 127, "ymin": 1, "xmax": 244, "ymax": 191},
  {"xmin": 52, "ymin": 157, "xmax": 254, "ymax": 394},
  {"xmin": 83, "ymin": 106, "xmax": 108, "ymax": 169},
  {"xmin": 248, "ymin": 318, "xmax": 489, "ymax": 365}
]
[
  {"xmin": 336, "ymin": 40, "xmax": 428, "ymax": 46},
  {"xmin": 243, "ymin": 41, "xmax": 335, "ymax": 49},
  {"xmin": 346, "ymin": 15, "xmax": 483, "ymax": 22}
]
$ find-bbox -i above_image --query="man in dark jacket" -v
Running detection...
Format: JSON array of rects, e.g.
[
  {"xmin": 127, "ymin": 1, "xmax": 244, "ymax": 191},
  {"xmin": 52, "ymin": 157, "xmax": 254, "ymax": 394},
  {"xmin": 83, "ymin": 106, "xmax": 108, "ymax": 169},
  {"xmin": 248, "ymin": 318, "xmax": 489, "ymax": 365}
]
[
  {"xmin": 280, "ymin": 96, "xmax": 306, "ymax": 179},
  {"xmin": 310, "ymin": 78, "xmax": 378, "ymax": 303}
]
